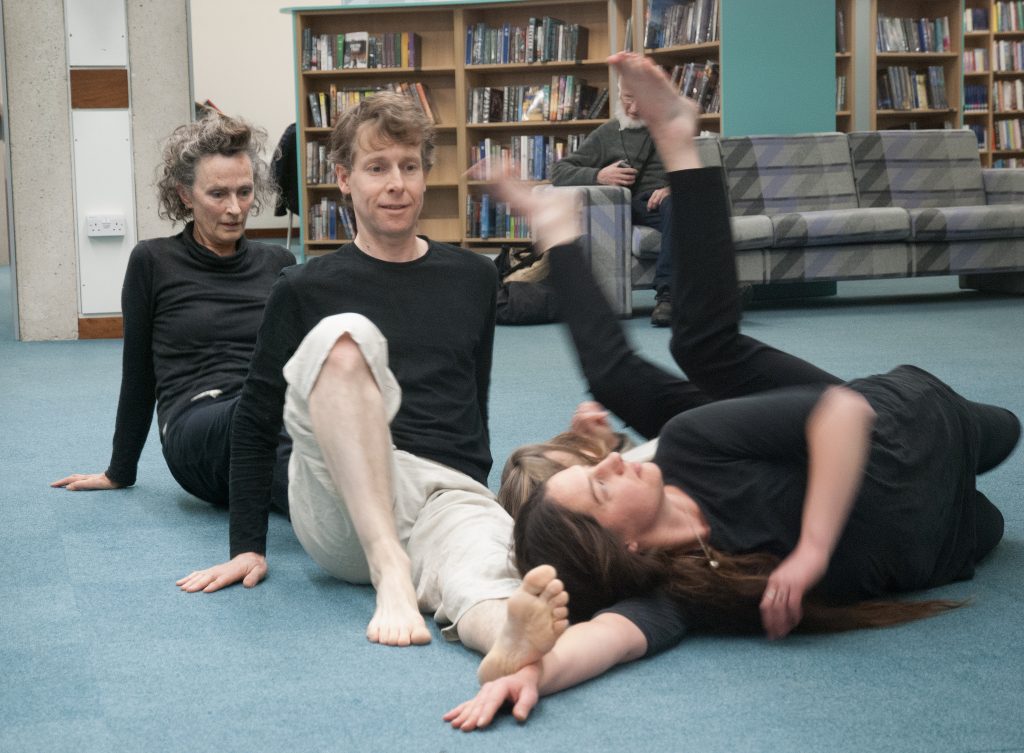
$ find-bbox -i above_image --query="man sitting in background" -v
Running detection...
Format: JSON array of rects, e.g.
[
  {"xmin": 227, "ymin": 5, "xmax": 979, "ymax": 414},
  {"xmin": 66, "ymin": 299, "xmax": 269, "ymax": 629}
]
[{"xmin": 550, "ymin": 76, "xmax": 675, "ymax": 327}]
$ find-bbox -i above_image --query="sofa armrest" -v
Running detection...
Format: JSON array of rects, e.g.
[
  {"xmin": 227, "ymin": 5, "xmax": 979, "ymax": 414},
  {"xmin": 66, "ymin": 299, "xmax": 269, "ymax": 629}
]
[
  {"xmin": 542, "ymin": 184, "xmax": 634, "ymax": 316},
  {"xmin": 983, "ymin": 168, "xmax": 1024, "ymax": 204}
]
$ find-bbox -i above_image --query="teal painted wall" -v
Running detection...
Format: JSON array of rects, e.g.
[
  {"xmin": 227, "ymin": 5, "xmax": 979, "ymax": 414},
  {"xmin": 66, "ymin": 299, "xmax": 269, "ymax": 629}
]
[{"xmin": 720, "ymin": 0, "xmax": 835, "ymax": 135}]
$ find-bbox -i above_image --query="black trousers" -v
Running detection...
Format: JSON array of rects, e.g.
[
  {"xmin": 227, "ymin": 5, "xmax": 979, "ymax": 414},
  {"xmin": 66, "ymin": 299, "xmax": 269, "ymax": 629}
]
[{"xmin": 162, "ymin": 394, "xmax": 291, "ymax": 516}]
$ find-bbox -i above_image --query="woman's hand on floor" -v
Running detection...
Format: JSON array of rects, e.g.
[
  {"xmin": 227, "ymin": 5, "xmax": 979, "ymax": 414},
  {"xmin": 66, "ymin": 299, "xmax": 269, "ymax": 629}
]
[
  {"xmin": 444, "ymin": 664, "xmax": 542, "ymax": 731},
  {"xmin": 50, "ymin": 472, "xmax": 123, "ymax": 491},
  {"xmin": 176, "ymin": 552, "xmax": 267, "ymax": 593}
]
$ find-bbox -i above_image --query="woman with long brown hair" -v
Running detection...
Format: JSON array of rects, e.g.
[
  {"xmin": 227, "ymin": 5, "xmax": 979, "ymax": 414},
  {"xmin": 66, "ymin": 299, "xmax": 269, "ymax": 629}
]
[{"xmin": 446, "ymin": 54, "xmax": 1019, "ymax": 731}]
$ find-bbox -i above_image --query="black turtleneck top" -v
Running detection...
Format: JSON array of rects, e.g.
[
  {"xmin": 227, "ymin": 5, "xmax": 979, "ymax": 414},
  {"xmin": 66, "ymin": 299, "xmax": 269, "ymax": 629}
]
[{"xmin": 104, "ymin": 224, "xmax": 294, "ymax": 486}]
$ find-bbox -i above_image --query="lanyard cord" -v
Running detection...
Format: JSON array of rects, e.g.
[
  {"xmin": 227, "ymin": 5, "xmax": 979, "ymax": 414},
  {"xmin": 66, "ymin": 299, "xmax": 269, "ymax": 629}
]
[{"xmin": 618, "ymin": 127, "xmax": 653, "ymax": 183}]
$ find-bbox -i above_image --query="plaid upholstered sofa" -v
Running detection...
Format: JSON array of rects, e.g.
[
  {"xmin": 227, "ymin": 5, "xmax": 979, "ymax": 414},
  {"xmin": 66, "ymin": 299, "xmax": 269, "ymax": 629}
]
[{"xmin": 570, "ymin": 129, "xmax": 1024, "ymax": 316}]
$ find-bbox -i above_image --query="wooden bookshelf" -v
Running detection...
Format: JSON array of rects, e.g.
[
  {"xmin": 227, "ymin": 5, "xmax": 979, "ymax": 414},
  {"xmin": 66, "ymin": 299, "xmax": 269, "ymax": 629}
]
[
  {"xmin": 836, "ymin": 0, "xmax": 855, "ymax": 131},
  {"xmin": 289, "ymin": 0, "xmax": 632, "ymax": 258},
  {"xmin": 639, "ymin": 0, "xmax": 721, "ymax": 132},
  {"xmin": 989, "ymin": 1, "xmax": 1024, "ymax": 166},
  {"xmin": 868, "ymin": 0, "xmax": 963, "ymax": 131},
  {"xmin": 963, "ymin": 0, "xmax": 993, "ymax": 164}
]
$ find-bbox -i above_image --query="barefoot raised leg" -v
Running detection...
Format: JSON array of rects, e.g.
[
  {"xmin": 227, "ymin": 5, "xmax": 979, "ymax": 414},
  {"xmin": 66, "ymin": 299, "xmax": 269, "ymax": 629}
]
[
  {"xmin": 309, "ymin": 334, "xmax": 431, "ymax": 647},
  {"xmin": 607, "ymin": 52, "xmax": 702, "ymax": 172},
  {"xmin": 477, "ymin": 565, "xmax": 570, "ymax": 683}
]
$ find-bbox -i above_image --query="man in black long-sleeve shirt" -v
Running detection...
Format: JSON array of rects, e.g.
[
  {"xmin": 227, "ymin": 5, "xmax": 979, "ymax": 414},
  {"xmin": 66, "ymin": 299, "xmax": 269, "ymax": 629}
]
[{"xmin": 177, "ymin": 93, "xmax": 528, "ymax": 653}]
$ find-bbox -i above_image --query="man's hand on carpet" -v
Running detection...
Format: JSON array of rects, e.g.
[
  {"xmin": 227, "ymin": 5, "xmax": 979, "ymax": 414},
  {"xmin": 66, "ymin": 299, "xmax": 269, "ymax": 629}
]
[
  {"xmin": 51, "ymin": 471, "xmax": 123, "ymax": 491},
  {"xmin": 177, "ymin": 552, "xmax": 267, "ymax": 593}
]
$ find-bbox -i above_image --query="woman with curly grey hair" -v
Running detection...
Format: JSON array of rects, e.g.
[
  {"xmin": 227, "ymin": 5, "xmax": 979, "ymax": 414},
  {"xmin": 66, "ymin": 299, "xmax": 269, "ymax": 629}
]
[{"xmin": 52, "ymin": 114, "xmax": 294, "ymax": 513}]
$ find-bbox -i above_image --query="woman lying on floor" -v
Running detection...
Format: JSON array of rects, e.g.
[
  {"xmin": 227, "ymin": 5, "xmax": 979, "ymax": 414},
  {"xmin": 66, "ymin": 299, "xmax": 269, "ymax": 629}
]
[
  {"xmin": 446, "ymin": 53, "xmax": 1020, "ymax": 731},
  {"xmin": 52, "ymin": 115, "xmax": 294, "ymax": 515}
]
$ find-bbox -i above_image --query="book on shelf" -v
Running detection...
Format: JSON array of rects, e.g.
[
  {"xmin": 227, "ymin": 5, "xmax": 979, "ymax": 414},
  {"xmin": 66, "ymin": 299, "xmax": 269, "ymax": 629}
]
[
  {"xmin": 836, "ymin": 75, "xmax": 847, "ymax": 111},
  {"xmin": 465, "ymin": 17, "xmax": 588, "ymax": 64},
  {"xmin": 876, "ymin": 15, "xmax": 950, "ymax": 53},
  {"xmin": 964, "ymin": 5, "xmax": 989, "ymax": 31},
  {"xmin": 995, "ymin": 1, "xmax": 1024, "ymax": 32},
  {"xmin": 963, "ymin": 47, "xmax": 990, "ymax": 73},
  {"xmin": 305, "ymin": 140, "xmax": 331, "ymax": 185},
  {"xmin": 644, "ymin": 0, "xmax": 720, "ymax": 49},
  {"xmin": 472, "ymin": 132, "xmax": 587, "ymax": 181},
  {"xmin": 669, "ymin": 60, "xmax": 720, "ymax": 114},
  {"xmin": 308, "ymin": 92, "xmax": 324, "ymax": 128},
  {"xmin": 964, "ymin": 82, "xmax": 988, "ymax": 112},
  {"xmin": 876, "ymin": 66, "xmax": 947, "ymax": 111},
  {"xmin": 469, "ymin": 79, "xmax": 596, "ymax": 123},
  {"xmin": 966, "ymin": 123, "xmax": 988, "ymax": 150},
  {"xmin": 623, "ymin": 16, "xmax": 634, "ymax": 52},
  {"xmin": 344, "ymin": 31, "xmax": 369, "ymax": 69},
  {"xmin": 836, "ymin": 6, "xmax": 847, "ymax": 53}
]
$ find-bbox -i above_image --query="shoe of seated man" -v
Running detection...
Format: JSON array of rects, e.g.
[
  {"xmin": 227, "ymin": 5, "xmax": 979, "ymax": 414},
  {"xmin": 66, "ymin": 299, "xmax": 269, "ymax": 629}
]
[{"xmin": 651, "ymin": 287, "xmax": 672, "ymax": 327}]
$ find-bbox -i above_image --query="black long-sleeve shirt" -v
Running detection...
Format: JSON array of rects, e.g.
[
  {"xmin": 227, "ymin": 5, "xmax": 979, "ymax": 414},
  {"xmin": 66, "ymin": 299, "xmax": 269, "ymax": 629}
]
[
  {"xmin": 105, "ymin": 225, "xmax": 294, "ymax": 486},
  {"xmin": 228, "ymin": 240, "xmax": 497, "ymax": 558}
]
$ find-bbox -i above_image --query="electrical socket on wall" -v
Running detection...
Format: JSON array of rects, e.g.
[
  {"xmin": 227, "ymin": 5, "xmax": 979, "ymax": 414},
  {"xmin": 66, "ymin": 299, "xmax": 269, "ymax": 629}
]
[{"xmin": 86, "ymin": 214, "xmax": 127, "ymax": 237}]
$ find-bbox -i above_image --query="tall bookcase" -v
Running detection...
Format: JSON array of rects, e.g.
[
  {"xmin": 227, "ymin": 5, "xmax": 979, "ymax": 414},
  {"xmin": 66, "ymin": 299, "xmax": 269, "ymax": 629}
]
[
  {"xmin": 963, "ymin": 0, "xmax": 992, "ymax": 164},
  {"xmin": 868, "ymin": 0, "xmax": 963, "ymax": 131},
  {"xmin": 986, "ymin": 1, "xmax": 1024, "ymax": 166},
  {"xmin": 836, "ymin": 0, "xmax": 856, "ymax": 131},
  {"xmin": 289, "ymin": 0, "xmax": 630, "ymax": 258}
]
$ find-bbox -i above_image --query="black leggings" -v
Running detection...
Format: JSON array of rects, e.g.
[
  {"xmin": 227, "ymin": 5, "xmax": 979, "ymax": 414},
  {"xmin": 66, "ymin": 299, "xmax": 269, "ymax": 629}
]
[
  {"xmin": 548, "ymin": 167, "xmax": 841, "ymax": 440},
  {"xmin": 162, "ymin": 394, "xmax": 291, "ymax": 516}
]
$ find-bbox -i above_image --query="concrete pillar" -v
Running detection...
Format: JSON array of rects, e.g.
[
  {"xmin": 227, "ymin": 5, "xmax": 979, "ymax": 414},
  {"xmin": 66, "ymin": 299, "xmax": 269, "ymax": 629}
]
[{"xmin": 2, "ymin": 0, "xmax": 78, "ymax": 340}]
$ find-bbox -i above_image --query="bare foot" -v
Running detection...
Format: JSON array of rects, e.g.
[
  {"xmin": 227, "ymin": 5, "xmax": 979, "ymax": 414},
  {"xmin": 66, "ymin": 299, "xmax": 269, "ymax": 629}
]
[
  {"xmin": 608, "ymin": 52, "xmax": 701, "ymax": 171},
  {"xmin": 366, "ymin": 570, "xmax": 432, "ymax": 646},
  {"xmin": 477, "ymin": 565, "xmax": 569, "ymax": 683}
]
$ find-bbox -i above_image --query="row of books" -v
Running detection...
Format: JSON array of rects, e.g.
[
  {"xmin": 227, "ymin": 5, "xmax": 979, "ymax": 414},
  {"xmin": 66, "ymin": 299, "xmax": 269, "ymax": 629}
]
[
  {"xmin": 875, "ymin": 15, "xmax": 951, "ymax": 53},
  {"xmin": 301, "ymin": 29, "xmax": 420, "ymax": 71},
  {"xmin": 306, "ymin": 140, "xmax": 331, "ymax": 185},
  {"xmin": 308, "ymin": 82, "xmax": 437, "ymax": 129},
  {"xmin": 994, "ymin": 40, "xmax": 1024, "ymax": 71},
  {"xmin": 993, "ymin": 156, "xmax": 1024, "ymax": 165},
  {"xmin": 466, "ymin": 194, "xmax": 531, "ymax": 240},
  {"xmin": 964, "ymin": 83, "xmax": 989, "ymax": 112},
  {"xmin": 876, "ymin": 66, "xmax": 949, "ymax": 111},
  {"xmin": 993, "ymin": 78, "xmax": 1024, "ymax": 111},
  {"xmin": 837, "ymin": 7, "xmax": 848, "ymax": 54},
  {"xmin": 967, "ymin": 123, "xmax": 987, "ymax": 149},
  {"xmin": 468, "ymin": 79, "xmax": 608, "ymax": 124},
  {"xmin": 465, "ymin": 18, "xmax": 588, "ymax": 65},
  {"xmin": 643, "ymin": 0, "xmax": 719, "ymax": 49},
  {"xmin": 836, "ymin": 75, "xmax": 847, "ymax": 111},
  {"xmin": 995, "ymin": 1, "xmax": 1024, "ymax": 32},
  {"xmin": 994, "ymin": 117, "xmax": 1024, "ymax": 149},
  {"xmin": 964, "ymin": 6, "xmax": 990, "ymax": 32},
  {"xmin": 669, "ymin": 61, "xmax": 720, "ymax": 114},
  {"xmin": 308, "ymin": 199, "xmax": 356, "ymax": 241},
  {"xmin": 964, "ymin": 48, "xmax": 990, "ymax": 73},
  {"xmin": 471, "ymin": 133, "xmax": 586, "ymax": 181}
]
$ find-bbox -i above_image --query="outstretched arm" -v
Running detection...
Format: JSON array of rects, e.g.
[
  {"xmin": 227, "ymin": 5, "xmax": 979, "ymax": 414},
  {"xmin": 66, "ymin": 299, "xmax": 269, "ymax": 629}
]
[
  {"xmin": 760, "ymin": 386, "xmax": 876, "ymax": 639},
  {"xmin": 445, "ymin": 613, "xmax": 647, "ymax": 731}
]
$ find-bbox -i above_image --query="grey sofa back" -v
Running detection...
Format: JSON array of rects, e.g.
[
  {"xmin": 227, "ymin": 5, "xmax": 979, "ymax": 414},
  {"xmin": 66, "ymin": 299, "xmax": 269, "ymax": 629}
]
[
  {"xmin": 848, "ymin": 130, "xmax": 986, "ymax": 209},
  {"xmin": 719, "ymin": 134, "xmax": 859, "ymax": 216}
]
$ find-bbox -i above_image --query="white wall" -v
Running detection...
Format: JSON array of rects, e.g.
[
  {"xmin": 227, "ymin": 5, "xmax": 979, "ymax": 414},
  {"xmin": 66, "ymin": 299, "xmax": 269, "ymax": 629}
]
[
  {"xmin": 188, "ymin": 0, "xmax": 436, "ymax": 230},
  {"xmin": 190, "ymin": 0, "xmax": 338, "ymax": 229}
]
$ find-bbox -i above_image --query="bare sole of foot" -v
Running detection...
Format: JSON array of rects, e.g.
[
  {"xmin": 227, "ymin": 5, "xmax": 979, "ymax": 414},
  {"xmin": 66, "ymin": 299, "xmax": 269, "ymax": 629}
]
[
  {"xmin": 608, "ymin": 52, "xmax": 701, "ymax": 172},
  {"xmin": 477, "ymin": 564, "xmax": 569, "ymax": 683}
]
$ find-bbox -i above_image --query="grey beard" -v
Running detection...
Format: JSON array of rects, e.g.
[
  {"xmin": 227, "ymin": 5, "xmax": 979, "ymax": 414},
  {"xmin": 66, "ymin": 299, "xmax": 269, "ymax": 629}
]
[{"xmin": 616, "ymin": 111, "xmax": 645, "ymax": 130}]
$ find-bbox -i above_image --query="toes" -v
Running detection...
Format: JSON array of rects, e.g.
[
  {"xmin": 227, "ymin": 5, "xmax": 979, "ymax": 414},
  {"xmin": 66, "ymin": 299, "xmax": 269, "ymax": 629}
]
[{"xmin": 522, "ymin": 564, "xmax": 556, "ymax": 595}]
